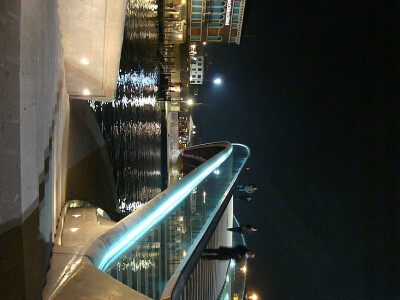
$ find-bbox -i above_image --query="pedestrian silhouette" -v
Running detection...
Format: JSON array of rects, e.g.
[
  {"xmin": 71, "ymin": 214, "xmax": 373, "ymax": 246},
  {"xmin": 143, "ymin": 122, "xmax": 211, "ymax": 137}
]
[
  {"xmin": 228, "ymin": 224, "xmax": 258, "ymax": 234},
  {"xmin": 235, "ymin": 184, "xmax": 258, "ymax": 194}
]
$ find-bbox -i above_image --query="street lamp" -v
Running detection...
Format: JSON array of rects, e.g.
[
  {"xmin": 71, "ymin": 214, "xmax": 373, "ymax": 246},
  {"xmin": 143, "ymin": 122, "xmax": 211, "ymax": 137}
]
[{"xmin": 187, "ymin": 99, "xmax": 193, "ymax": 105}]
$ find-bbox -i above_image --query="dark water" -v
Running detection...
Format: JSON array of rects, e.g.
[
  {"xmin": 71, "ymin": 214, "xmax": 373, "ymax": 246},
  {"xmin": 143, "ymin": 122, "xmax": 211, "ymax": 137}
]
[{"xmin": 92, "ymin": 0, "xmax": 164, "ymax": 217}]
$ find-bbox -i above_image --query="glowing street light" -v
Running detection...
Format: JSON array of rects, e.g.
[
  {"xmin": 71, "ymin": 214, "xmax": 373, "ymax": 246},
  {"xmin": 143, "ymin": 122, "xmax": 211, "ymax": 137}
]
[
  {"xmin": 248, "ymin": 293, "xmax": 258, "ymax": 300},
  {"xmin": 187, "ymin": 99, "xmax": 193, "ymax": 105},
  {"xmin": 213, "ymin": 78, "xmax": 222, "ymax": 85}
]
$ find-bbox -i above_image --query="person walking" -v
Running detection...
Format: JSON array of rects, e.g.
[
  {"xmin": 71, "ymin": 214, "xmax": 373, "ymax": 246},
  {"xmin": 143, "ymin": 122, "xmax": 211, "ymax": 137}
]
[
  {"xmin": 235, "ymin": 184, "xmax": 258, "ymax": 194},
  {"xmin": 227, "ymin": 224, "xmax": 258, "ymax": 234}
]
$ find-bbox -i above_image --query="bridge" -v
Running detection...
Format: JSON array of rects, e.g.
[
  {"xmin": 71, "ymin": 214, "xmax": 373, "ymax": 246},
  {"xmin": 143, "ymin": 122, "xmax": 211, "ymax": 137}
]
[{"xmin": 44, "ymin": 142, "xmax": 250, "ymax": 299}]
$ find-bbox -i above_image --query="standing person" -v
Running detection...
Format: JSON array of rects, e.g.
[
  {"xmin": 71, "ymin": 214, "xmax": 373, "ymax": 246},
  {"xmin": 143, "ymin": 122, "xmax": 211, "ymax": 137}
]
[
  {"xmin": 235, "ymin": 183, "xmax": 258, "ymax": 194},
  {"xmin": 228, "ymin": 224, "xmax": 258, "ymax": 234},
  {"xmin": 202, "ymin": 245, "xmax": 255, "ymax": 262}
]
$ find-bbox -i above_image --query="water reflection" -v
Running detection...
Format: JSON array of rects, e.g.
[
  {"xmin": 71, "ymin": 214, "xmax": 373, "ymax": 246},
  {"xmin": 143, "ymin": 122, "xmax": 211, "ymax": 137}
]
[{"xmin": 92, "ymin": 0, "xmax": 163, "ymax": 217}]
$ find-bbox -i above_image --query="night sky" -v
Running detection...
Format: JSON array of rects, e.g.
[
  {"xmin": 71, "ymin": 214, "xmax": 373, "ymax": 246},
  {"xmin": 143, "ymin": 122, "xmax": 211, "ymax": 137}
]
[{"xmin": 197, "ymin": 1, "xmax": 397, "ymax": 299}]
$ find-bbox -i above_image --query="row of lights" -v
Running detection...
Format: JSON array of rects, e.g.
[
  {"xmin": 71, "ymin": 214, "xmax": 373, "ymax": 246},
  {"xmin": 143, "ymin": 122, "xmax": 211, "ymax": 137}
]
[
  {"xmin": 228, "ymin": 261, "xmax": 259, "ymax": 299},
  {"xmin": 70, "ymin": 213, "xmax": 81, "ymax": 232}
]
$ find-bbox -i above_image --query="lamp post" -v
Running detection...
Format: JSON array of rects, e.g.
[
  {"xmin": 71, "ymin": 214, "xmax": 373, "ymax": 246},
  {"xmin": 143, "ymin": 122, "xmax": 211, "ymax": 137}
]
[{"xmin": 248, "ymin": 294, "xmax": 258, "ymax": 300}]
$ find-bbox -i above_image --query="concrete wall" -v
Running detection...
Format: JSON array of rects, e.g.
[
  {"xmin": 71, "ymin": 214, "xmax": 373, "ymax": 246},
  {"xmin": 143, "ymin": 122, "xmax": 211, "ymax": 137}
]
[
  {"xmin": 0, "ymin": 1, "xmax": 70, "ymax": 298},
  {"xmin": 66, "ymin": 100, "xmax": 119, "ymax": 220}
]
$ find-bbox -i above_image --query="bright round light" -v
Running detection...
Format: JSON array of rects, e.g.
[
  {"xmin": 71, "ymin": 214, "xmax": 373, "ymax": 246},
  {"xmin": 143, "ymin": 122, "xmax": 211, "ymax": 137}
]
[
  {"xmin": 187, "ymin": 99, "xmax": 193, "ymax": 105},
  {"xmin": 203, "ymin": 41, "xmax": 207, "ymax": 45},
  {"xmin": 213, "ymin": 78, "xmax": 222, "ymax": 85}
]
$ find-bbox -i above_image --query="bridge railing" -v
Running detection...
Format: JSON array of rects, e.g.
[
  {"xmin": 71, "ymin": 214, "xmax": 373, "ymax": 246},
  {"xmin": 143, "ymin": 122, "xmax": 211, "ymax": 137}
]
[
  {"xmin": 45, "ymin": 142, "xmax": 250, "ymax": 300},
  {"xmin": 161, "ymin": 144, "xmax": 250, "ymax": 300}
]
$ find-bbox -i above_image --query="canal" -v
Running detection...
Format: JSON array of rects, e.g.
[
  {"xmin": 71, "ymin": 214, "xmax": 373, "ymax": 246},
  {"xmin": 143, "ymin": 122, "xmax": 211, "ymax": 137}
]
[{"xmin": 91, "ymin": 0, "xmax": 167, "ymax": 217}]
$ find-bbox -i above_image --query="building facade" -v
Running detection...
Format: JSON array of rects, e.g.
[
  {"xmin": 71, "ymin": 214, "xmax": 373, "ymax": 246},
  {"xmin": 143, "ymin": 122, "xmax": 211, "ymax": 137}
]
[
  {"xmin": 189, "ymin": 55, "xmax": 204, "ymax": 84},
  {"xmin": 188, "ymin": 0, "xmax": 247, "ymax": 44}
]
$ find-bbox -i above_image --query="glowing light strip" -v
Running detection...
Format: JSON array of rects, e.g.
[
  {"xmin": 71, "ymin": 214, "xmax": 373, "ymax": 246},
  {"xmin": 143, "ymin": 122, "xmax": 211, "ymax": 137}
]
[
  {"xmin": 160, "ymin": 143, "xmax": 250, "ymax": 300},
  {"xmin": 98, "ymin": 146, "xmax": 233, "ymax": 270}
]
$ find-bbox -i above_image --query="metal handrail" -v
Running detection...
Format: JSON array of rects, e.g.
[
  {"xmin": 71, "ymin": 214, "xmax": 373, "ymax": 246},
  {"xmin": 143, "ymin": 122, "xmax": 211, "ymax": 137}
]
[
  {"xmin": 161, "ymin": 143, "xmax": 250, "ymax": 300},
  {"xmin": 84, "ymin": 142, "xmax": 233, "ymax": 271},
  {"xmin": 45, "ymin": 142, "xmax": 237, "ymax": 299}
]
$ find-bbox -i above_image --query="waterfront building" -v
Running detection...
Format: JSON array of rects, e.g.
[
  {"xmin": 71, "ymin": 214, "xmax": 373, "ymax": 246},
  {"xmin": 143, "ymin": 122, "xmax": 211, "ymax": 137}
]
[
  {"xmin": 188, "ymin": 0, "xmax": 247, "ymax": 44},
  {"xmin": 163, "ymin": 1, "xmax": 187, "ymax": 43},
  {"xmin": 190, "ymin": 55, "xmax": 205, "ymax": 84}
]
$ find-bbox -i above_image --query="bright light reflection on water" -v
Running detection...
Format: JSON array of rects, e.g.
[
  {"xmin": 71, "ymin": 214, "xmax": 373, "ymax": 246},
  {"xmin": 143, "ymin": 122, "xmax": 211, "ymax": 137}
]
[
  {"xmin": 91, "ymin": 0, "xmax": 164, "ymax": 217},
  {"xmin": 92, "ymin": 71, "xmax": 163, "ymax": 216}
]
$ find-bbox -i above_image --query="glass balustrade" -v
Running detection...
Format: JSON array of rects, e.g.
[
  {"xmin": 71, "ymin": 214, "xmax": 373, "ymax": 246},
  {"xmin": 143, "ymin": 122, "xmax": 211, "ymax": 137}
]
[{"xmin": 105, "ymin": 144, "xmax": 249, "ymax": 299}]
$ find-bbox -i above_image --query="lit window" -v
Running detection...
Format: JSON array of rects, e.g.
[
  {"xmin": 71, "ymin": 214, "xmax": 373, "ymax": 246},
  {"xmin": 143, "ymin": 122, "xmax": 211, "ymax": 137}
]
[
  {"xmin": 192, "ymin": 7, "xmax": 202, "ymax": 12},
  {"xmin": 210, "ymin": 13, "xmax": 224, "ymax": 20},
  {"xmin": 207, "ymin": 36, "xmax": 222, "ymax": 41},
  {"xmin": 209, "ymin": 22, "xmax": 224, "ymax": 28},
  {"xmin": 207, "ymin": 7, "xmax": 224, "ymax": 13},
  {"xmin": 210, "ymin": 0, "xmax": 225, "ymax": 6}
]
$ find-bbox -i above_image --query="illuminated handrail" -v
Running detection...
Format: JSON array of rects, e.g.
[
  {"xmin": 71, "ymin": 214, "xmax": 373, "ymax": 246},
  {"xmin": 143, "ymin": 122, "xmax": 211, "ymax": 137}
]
[
  {"xmin": 161, "ymin": 143, "xmax": 250, "ymax": 300},
  {"xmin": 45, "ymin": 142, "xmax": 242, "ymax": 299},
  {"xmin": 84, "ymin": 142, "xmax": 233, "ymax": 271}
]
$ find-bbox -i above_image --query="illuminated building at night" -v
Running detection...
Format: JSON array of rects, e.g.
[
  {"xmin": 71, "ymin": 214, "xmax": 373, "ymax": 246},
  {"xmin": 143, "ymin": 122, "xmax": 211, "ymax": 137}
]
[
  {"xmin": 188, "ymin": 0, "xmax": 247, "ymax": 44},
  {"xmin": 190, "ymin": 55, "xmax": 205, "ymax": 84}
]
